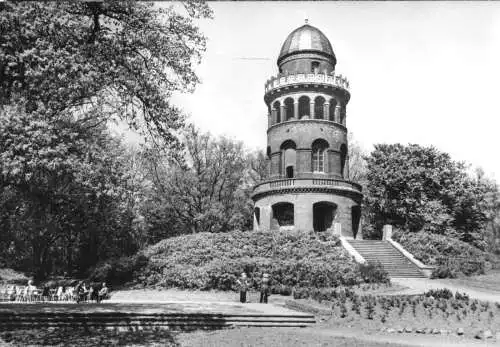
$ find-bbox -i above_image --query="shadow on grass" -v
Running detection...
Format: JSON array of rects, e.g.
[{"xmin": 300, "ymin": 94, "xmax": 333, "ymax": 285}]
[{"xmin": 2, "ymin": 327, "xmax": 185, "ymax": 346}]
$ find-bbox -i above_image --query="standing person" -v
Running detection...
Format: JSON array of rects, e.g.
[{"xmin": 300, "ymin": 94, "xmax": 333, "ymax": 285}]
[
  {"xmin": 75, "ymin": 281, "xmax": 84, "ymax": 303},
  {"xmin": 97, "ymin": 282, "xmax": 109, "ymax": 303},
  {"xmin": 259, "ymin": 273, "xmax": 270, "ymax": 304},
  {"xmin": 236, "ymin": 272, "xmax": 250, "ymax": 303}
]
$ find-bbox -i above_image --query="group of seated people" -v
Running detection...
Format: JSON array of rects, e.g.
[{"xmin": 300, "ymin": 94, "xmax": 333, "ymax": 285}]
[{"xmin": 1, "ymin": 280, "xmax": 109, "ymax": 303}]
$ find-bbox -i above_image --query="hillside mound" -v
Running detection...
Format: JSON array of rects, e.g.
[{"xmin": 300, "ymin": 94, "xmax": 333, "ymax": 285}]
[
  {"xmin": 122, "ymin": 230, "xmax": 375, "ymax": 292},
  {"xmin": 392, "ymin": 231, "xmax": 488, "ymax": 277}
]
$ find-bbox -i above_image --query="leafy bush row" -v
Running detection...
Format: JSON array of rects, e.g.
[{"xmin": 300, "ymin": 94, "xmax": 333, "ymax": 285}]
[
  {"xmin": 424, "ymin": 288, "xmax": 470, "ymax": 301},
  {"xmin": 130, "ymin": 230, "xmax": 388, "ymax": 290},
  {"xmin": 392, "ymin": 230, "xmax": 486, "ymax": 277}
]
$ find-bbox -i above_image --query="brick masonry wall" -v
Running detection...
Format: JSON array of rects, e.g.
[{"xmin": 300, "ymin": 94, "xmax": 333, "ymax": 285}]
[
  {"xmin": 279, "ymin": 52, "xmax": 336, "ymax": 74},
  {"xmin": 267, "ymin": 120, "xmax": 347, "ymax": 178},
  {"xmin": 254, "ymin": 191, "xmax": 361, "ymax": 237}
]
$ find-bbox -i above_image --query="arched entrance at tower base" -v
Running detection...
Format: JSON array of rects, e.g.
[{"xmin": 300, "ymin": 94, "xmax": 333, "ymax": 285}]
[
  {"xmin": 313, "ymin": 201, "xmax": 337, "ymax": 232},
  {"xmin": 272, "ymin": 202, "xmax": 294, "ymax": 227}
]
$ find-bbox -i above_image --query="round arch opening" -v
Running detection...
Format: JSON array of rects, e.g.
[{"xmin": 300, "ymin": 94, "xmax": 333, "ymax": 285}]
[
  {"xmin": 313, "ymin": 201, "xmax": 337, "ymax": 232},
  {"xmin": 272, "ymin": 202, "xmax": 294, "ymax": 227}
]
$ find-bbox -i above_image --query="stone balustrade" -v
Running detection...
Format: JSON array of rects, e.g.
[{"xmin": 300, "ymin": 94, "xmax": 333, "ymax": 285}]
[
  {"xmin": 265, "ymin": 72, "xmax": 350, "ymax": 93},
  {"xmin": 253, "ymin": 177, "xmax": 362, "ymax": 197}
]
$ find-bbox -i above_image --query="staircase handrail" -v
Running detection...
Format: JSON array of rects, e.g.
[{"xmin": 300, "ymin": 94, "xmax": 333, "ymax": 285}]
[{"xmin": 386, "ymin": 238, "xmax": 435, "ymax": 275}]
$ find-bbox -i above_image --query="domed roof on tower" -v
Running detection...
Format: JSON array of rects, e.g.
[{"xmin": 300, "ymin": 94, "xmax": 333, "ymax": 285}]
[{"xmin": 278, "ymin": 21, "xmax": 336, "ymax": 66}]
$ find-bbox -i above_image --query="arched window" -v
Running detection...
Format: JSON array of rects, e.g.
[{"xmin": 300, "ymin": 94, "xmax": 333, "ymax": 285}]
[
  {"xmin": 298, "ymin": 96, "xmax": 310, "ymax": 119},
  {"xmin": 329, "ymin": 99, "xmax": 337, "ymax": 122},
  {"xmin": 281, "ymin": 140, "xmax": 297, "ymax": 178},
  {"xmin": 340, "ymin": 144, "xmax": 347, "ymax": 178},
  {"xmin": 311, "ymin": 61, "xmax": 320, "ymax": 73},
  {"xmin": 314, "ymin": 96, "xmax": 325, "ymax": 119},
  {"xmin": 273, "ymin": 101, "xmax": 281, "ymax": 123},
  {"xmin": 284, "ymin": 97, "xmax": 294, "ymax": 120},
  {"xmin": 312, "ymin": 139, "xmax": 329, "ymax": 173},
  {"xmin": 340, "ymin": 105, "xmax": 346, "ymax": 125}
]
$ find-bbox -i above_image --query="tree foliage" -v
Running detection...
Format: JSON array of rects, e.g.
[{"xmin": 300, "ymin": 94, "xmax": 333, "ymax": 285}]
[
  {"xmin": 0, "ymin": 105, "xmax": 143, "ymax": 278},
  {"xmin": 365, "ymin": 144, "xmax": 489, "ymax": 249},
  {"xmin": 0, "ymin": 1, "xmax": 212, "ymax": 278},
  {"xmin": 0, "ymin": 1, "xmax": 211, "ymax": 143},
  {"xmin": 139, "ymin": 125, "xmax": 253, "ymax": 240}
]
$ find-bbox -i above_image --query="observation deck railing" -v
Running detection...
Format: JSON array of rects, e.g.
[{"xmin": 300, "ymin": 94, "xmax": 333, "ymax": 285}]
[
  {"xmin": 265, "ymin": 72, "xmax": 350, "ymax": 93},
  {"xmin": 253, "ymin": 177, "xmax": 362, "ymax": 196}
]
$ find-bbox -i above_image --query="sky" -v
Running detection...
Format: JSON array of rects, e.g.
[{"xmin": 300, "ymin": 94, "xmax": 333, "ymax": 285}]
[{"xmin": 168, "ymin": 2, "xmax": 500, "ymax": 180}]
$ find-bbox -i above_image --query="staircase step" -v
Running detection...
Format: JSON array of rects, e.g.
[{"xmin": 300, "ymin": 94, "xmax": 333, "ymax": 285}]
[
  {"xmin": 346, "ymin": 240, "xmax": 427, "ymax": 279},
  {"xmin": 0, "ymin": 311, "xmax": 316, "ymax": 330}
]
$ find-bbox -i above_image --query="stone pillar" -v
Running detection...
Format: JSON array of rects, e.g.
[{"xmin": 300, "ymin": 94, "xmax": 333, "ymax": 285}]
[
  {"xmin": 260, "ymin": 205, "xmax": 272, "ymax": 231},
  {"xmin": 271, "ymin": 109, "xmax": 277, "ymax": 124},
  {"xmin": 324, "ymin": 103, "xmax": 330, "ymax": 120},
  {"xmin": 335, "ymin": 104, "xmax": 341, "ymax": 123},
  {"xmin": 330, "ymin": 151, "xmax": 342, "ymax": 177},
  {"xmin": 267, "ymin": 113, "xmax": 272, "ymax": 128},
  {"xmin": 357, "ymin": 217, "xmax": 363, "ymax": 240},
  {"xmin": 343, "ymin": 154, "xmax": 350, "ymax": 179},
  {"xmin": 326, "ymin": 150, "xmax": 335, "ymax": 175},
  {"xmin": 294, "ymin": 101, "xmax": 299, "ymax": 119},
  {"xmin": 382, "ymin": 224, "xmax": 393, "ymax": 240},
  {"xmin": 310, "ymin": 102, "xmax": 315, "ymax": 119},
  {"xmin": 295, "ymin": 200, "xmax": 312, "ymax": 232},
  {"xmin": 271, "ymin": 152, "xmax": 282, "ymax": 178},
  {"xmin": 297, "ymin": 149, "xmax": 312, "ymax": 174},
  {"xmin": 340, "ymin": 106, "xmax": 346, "ymax": 125},
  {"xmin": 280, "ymin": 104, "xmax": 286, "ymax": 121},
  {"xmin": 335, "ymin": 204, "xmax": 353, "ymax": 238},
  {"xmin": 332, "ymin": 223, "xmax": 342, "ymax": 237}
]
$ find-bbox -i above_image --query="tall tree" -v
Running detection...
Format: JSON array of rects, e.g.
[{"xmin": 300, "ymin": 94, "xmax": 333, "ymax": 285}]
[
  {"xmin": 0, "ymin": 105, "xmax": 141, "ymax": 277},
  {"xmin": 475, "ymin": 168, "xmax": 500, "ymax": 254},
  {"xmin": 141, "ymin": 125, "xmax": 252, "ymax": 238},
  {"xmin": 0, "ymin": 1, "xmax": 212, "ymax": 277},
  {"xmin": 365, "ymin": 144, "xmax": 488, "ymax": 249},
  {"xmin": 0, "ymin": 1, "xmax": 211, "ymax": 143},
  {"xmin": 347, "ymin": 132, "xmax": 368, "ymax": 186}
]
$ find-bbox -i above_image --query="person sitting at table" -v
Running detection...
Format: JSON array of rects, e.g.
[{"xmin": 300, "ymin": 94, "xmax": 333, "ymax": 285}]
[
  {"xmin": 75, "ymin": 281, "xmax": 87, "ymax": 303},
  {"xmin": 41, "ymin": 285, "xmax": 50, "ymax": 302}
]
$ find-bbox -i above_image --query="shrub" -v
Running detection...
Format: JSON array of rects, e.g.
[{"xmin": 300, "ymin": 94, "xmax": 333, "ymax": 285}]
[
  {"xmin": 135, "ymin": 230, "xmax": 380, "ymax": 291},
  {"xmin": 454, "ymin": 291, "xmax": 469, "ymax": 302},
  {"xmin": 357, "ymin": 261, "xmax": 390, "ymax": 284},
  {"xmin": 392, "ymin": 230, "xmax": 486, "ymax": 277},
  {"xmin": 89, "ymin": 254, "xmax": 148, "ymax": 286},
  {"xmin": 431, "ymin": 266, "xmax": 457, "ymax": 279},
  {"xmin": 424, "ymin": 288, "xmax": 453, "ymax": 300}
]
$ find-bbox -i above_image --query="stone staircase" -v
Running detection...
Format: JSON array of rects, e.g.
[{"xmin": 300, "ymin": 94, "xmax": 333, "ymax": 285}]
[
  {"xmin": 0, "ymin": 304, "xmax": 316, "ymax": 331},
  {"xmin": 346, "ymin": 240, "xmax": 426, "ymax": 278}
]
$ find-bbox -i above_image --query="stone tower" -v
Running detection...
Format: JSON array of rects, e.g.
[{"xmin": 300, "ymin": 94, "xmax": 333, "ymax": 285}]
[{"xmin": 251, "ymin": 22, "xmax": 363, "ymax": 238}]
